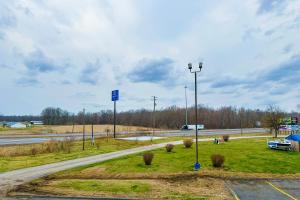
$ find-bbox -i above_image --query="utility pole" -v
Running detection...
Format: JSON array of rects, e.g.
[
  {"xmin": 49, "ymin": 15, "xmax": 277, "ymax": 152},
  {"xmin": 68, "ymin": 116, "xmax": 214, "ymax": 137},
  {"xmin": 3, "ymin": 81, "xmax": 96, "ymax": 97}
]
[
  {"xmin": 91, "ymin": 123, "xmax": 95, "ymax": 146},
  {"xmin": 72, "ymin": 114, "xmax": 75, "ymax": 133},
  {"xmin": 82, "ymin": 108, "xmax": 85, "ymax": 151},
  {"xmin": 152, "ymin": 96, "xmax": 158, "ymax": 139},
  {"xmin": 184, "ymin": 86, "xmax": 188, "ymax": 127}
]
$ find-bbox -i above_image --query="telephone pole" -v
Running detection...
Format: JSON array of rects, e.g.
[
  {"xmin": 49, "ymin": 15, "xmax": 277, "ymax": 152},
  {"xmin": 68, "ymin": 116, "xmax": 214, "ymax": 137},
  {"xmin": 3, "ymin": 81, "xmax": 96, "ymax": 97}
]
[
  {"xmin": 82, "ymin": 108, "xmax": 85, "ymax": 151},
  {"xmin": 152, "ymin": 96, "xmax": 158, "ymax": 138}
]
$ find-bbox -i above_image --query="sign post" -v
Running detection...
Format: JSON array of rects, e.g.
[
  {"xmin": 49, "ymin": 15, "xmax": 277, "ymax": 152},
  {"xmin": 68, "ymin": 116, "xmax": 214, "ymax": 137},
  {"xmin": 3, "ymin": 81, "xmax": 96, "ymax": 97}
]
[{"xmin": 111, "ymin": 90, "xmax": 119, "ymax": 138}]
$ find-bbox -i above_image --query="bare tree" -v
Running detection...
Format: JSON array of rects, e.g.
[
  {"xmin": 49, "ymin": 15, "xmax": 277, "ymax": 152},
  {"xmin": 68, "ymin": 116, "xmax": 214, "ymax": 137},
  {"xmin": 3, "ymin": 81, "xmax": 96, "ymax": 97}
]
[{"xmin": 262, "ymin": 105, "xmax": 284, "ymax": 138}]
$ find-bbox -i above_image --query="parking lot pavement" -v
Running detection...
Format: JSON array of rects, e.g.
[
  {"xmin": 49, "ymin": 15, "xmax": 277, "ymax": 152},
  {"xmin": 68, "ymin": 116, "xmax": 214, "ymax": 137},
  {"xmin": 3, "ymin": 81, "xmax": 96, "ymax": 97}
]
[{"xmin": 227, "ymin": 179, "xmax": 299, "ymax": 200}]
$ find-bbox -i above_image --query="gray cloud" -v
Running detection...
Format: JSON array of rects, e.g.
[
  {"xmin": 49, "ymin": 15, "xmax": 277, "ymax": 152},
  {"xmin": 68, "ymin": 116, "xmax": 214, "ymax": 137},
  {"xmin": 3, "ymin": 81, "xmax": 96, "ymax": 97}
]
[
  {"xmin": 211, "ymin": 78, "xmax": 250, "ymax": 89},
  {"xmin": 256, "ymin": 0, "xmax": 287, "ymax": 15},
  {"xmin": 79, "ymin": 60, "xmax": 102, "ymax": 85},
  {"xmin": 209, "ymin": 55, "xmax": 300, "ymax": 94},
  {"xmin": 0, "ymin": 4, "xmax": 16, "ymax": 28},
  {"xmin": 128, "ymin": 58, "xmax": 175, "ymax": 83},
  {"xmin": 25, "ymin": 50, "xmax": 61, "ymax": 73},
  {"xmin": 16, "ymin": 77, "xmax": 40, "ymax": 87}
]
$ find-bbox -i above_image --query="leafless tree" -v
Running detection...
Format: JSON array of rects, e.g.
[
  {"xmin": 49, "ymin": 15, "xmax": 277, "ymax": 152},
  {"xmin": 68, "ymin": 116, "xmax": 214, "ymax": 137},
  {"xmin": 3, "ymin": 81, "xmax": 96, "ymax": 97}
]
[{"xmin": 262, "ymin": 105, "xmax": 285, "ymax": 138}]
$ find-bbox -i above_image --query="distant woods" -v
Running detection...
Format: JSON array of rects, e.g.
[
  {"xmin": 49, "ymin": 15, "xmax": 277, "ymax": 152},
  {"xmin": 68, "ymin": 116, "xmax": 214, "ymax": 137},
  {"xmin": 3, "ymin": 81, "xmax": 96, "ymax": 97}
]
[{"xmin": 1, "ymin": 106, "xmax": 299, "ymax": 130}]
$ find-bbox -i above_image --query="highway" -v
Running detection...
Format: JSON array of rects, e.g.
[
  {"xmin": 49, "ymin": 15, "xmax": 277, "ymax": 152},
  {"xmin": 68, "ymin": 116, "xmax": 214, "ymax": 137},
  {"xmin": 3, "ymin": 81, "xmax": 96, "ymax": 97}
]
[{"xmin": 0, "ymin": 128, "xmax": 267, "ymax": 146}]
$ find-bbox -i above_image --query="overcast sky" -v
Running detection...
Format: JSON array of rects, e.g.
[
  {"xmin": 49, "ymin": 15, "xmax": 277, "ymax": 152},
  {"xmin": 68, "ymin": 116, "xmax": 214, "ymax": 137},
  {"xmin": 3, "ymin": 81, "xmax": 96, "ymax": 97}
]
[{"xmin": 0, "ymin": 0, "xmax": 300, "ymax": 115}]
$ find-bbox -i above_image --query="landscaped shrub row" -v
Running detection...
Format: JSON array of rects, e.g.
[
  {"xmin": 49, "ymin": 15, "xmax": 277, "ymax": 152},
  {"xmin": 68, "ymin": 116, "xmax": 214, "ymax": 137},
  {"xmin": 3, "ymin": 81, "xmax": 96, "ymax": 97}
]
[{"xmin": 143, "ymin": 140, "xmax": 225, "ymax": 168}]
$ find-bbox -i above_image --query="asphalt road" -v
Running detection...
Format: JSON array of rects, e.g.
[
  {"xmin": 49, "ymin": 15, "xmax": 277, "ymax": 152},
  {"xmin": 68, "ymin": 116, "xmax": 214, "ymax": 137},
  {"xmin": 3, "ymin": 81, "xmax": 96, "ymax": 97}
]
[
  {"xmin": 0, "ymin": 135, "xmax": 268, "ymax": 196},
  {"xmin": 0, "ymin": 128, "xmax": 266, "ymax": 146},
  {"xmin": 227, "ymin": 179, "xmax": 300, "ymax": 200}
]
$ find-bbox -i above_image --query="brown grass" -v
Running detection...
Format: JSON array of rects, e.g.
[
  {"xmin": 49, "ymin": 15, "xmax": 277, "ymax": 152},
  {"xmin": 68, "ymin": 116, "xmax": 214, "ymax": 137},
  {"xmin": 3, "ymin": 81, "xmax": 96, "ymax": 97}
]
[
  {"xmin": 0, "ymin": 124, "xmax": 162, "ymax": 135},
  {"xmin": 0, "ymin": 138, "xmax": 75, "ymax": 157}
]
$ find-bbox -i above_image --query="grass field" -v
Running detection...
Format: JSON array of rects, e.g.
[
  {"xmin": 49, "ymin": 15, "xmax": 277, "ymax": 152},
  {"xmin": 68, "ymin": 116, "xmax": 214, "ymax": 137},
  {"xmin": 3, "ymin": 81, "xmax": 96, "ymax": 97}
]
[
  {"xmin": 0, "ymin": 137, "xmax": 178, "ymax": 173},
  {"xmin": 58, "ymin": 138, "xmax": 300, "ymax": 177},
  {"xmin": 0, "ymin": 124, "xmax": 158, "ymax": 135},
  {"xmin": 15, "ymin": 137, "xmax": 300, "ymax": 200}
]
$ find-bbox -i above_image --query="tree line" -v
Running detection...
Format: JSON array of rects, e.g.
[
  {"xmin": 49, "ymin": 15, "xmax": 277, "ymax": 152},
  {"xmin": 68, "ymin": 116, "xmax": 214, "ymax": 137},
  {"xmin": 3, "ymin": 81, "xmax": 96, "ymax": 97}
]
[
  {"xmin": 38, "ymin": 106, "xmax": 297, "ymax": 129},
  {"xmin": 1, "ymin": 106, "xmax": 298, "ymax": 130}
]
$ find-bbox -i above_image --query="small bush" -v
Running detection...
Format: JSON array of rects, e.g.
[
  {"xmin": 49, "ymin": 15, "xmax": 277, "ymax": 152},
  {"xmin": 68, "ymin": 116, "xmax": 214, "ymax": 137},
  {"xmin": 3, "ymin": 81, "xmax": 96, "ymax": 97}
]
[
  {"xmin": 183, "ymin": 139, "xmax": 193, "ymax": 148},
  {"xmin": 211, "ymin": 154, "xmax": 225, "ymax": 167},
  {"xmin": 30, "ymin": 147, "xmax": 38, "ymax": 156},
  {"xmin": 44, "ymin": 140, "xmax": 60, "ymax": 153},
  {"xmin": 165, "ymin": 144, "xmax": 174, "ymax": 152},
  {"xmin": 143, "ymin": 152, "xmax": 154, "ymax": 165},
  {"xmin": 222, "ymin": 135, "xmax": 230, "ymax": 142}
]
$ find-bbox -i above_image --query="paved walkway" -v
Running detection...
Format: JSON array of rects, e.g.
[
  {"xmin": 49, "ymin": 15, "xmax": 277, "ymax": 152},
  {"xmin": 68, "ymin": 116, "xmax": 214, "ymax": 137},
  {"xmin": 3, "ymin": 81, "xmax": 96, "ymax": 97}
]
[{"xmin": 0, "ymin": 136, "xmax": 272, "ymax": 196}]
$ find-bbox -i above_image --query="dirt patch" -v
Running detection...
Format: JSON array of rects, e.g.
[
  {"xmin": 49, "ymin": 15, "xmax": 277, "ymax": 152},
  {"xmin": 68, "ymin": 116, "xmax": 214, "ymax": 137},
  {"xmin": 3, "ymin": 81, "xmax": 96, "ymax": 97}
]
[
  {"xmin": 12, "ymin": 178, "xmax": 231, "ymax": 200},
  {"xmin": 55, "ymin": 168, "xmax": 300, "ymax": 180}
]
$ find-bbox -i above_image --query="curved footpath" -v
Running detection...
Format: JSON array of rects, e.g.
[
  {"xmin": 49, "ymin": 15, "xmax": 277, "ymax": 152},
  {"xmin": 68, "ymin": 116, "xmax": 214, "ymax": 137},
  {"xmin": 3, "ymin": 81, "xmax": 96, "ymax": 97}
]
[{"xmin": 0, "ymin": 136, "xmax": 277, "ymax": 196}]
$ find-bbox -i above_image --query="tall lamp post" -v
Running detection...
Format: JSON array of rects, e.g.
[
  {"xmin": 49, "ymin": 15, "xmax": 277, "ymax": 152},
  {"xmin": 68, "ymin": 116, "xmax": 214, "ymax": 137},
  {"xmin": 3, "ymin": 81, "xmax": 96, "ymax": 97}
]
[
  {"xmin": 184, "ymin": 86, "xmax": 188, "ymax": 128},
  {"xmin": 188, "ymin": 62, "xmax": 203, "ymax": 170}
]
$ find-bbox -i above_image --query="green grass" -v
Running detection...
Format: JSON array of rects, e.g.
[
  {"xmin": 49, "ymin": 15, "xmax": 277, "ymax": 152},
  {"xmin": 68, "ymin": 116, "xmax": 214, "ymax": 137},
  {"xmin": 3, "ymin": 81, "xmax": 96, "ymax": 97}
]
[
  {"xmin": 0, "ymin": 137, "xmax": 179, "ymax": 173},
  {"xmin": 55, "ymin": 179, "xmax": 151, "ymax": 193},
  {"xmin": 64, "ymin": 138, "xmax": 300, "ymax": 174}
]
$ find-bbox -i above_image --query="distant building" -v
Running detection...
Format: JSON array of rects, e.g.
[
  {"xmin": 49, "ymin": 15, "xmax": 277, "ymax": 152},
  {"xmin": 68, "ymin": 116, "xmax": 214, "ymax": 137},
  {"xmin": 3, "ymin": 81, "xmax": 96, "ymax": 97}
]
[
  {"xmin": 6, "ymin": 122, "xmax": 27, "ymax": 129},
  {"xmin": 30, "ymin": 120, "xmax": 44, "ymax": 125}
]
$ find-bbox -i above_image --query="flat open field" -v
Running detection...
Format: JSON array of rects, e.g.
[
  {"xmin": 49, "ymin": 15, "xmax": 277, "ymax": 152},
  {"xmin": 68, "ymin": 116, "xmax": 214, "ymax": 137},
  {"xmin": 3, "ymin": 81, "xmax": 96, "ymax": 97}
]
[
  {"xmin": 58, "ymin": 138, "xmax": 300, "ymax": 176},
  {"xmin": 15, "ymin": 137, "xmax": 300, "ymax": 199},
  {"xmin": 0, "ymin": 124, "xmax": 158, "ymax": 135}
]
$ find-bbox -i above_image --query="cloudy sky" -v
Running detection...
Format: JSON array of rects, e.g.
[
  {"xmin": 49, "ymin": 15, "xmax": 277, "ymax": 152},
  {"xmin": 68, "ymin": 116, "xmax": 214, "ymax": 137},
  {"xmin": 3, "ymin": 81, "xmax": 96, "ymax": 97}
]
[{"xmin": 0, "ymin": 0, "xmax": 300, "ymax": 115}]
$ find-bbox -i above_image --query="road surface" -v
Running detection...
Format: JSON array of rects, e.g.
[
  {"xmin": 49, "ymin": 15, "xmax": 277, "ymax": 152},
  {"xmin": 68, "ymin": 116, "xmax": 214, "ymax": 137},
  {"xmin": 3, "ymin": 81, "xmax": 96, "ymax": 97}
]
[
  {"xmin": 0, "ymin": 128, "xmax": 266, "ymax": 146},
  {"xmin": 0, "ymin": 135, "xmax": 268, "ymax": 196}
]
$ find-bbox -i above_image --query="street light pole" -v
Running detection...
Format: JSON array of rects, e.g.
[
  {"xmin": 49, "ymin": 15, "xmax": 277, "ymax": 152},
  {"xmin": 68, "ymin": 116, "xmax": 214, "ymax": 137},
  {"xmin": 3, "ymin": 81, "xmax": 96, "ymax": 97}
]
[
  {"xmin": 184, "ymin": 86, "xmax": 188, "ymax": 127},
  {"xmin": 188, "ymin": 62, "xmax": 203, "ymax": 170}
]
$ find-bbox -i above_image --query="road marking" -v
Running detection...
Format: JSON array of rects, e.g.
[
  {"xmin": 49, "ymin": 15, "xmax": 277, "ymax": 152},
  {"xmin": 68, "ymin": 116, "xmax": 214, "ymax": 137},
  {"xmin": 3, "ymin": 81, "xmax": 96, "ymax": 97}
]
[
  {"xmin": 226, "ymin": 183, "xmax": 240, "ymax": 200},
  {"xmin": 266, "ymin": 181, "xmax": 298, "ymax": 200}
]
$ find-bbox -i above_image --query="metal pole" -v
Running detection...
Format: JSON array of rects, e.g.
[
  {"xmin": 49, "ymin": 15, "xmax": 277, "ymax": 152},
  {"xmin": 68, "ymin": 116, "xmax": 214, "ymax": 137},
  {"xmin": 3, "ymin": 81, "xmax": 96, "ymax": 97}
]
[
  {"xmin": 82, "ymin": 108, "xmax": 85, "ymax": 151},
  {"xmin": 185, "ymin": 86, "xmax": 188, "ymax": 126},
  {"xmin": 113, "ymin": 101, "xmax": 116, "ymax": 138},
  {"xmin": 240, "ymin": 118, "xmax": 243, "ymax": 136},
  {"xmin": 152, "ymin": 96, "xmax": 157, "ymax": 138},
  {"xmin": 91, "ymin": 123, "xmax": 94, "ymax": 145},
  {"xmin": 194, "ymin": 72, "xmax": 199, "ymax": 165}
]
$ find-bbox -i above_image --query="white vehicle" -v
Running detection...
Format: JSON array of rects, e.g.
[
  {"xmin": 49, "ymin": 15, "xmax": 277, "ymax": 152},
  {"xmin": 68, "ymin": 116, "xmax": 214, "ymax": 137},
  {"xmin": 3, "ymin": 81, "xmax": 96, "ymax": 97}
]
[{"xmin": 181, "ymin": 124, "xmax": 204, "ymax": 130}]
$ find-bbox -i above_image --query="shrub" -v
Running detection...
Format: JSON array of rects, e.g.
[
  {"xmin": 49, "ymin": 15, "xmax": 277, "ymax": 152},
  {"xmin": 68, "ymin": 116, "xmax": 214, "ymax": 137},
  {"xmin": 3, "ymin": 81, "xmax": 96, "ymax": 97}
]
[
  {"xmin": 183, "ymin": 139, "xmax": 193, "ymax": 148},
  {"xmin": 60, "ymin": 137, "xmax": 74, "ymax": 153},
  {"xmin": 44, "ymin": 140, "xmax": 60, "ymax": 153},
  {"xmin": 211, "ymin": 154, "xmax": 225, "ymax": 167},
  {"xmin": 30, "ymin": 147, "xmax": 38, "ymax": 156},
  {"xmin": 222, "ymin": 135, "xmax": 230, "ymax": 142},
  {"xmin": 143, "ymin": 152, "xmax": 154, "ymax": 165},
  {"xmin": 165, "ymin": 144, "xmax": 174, "ymax": 152}
]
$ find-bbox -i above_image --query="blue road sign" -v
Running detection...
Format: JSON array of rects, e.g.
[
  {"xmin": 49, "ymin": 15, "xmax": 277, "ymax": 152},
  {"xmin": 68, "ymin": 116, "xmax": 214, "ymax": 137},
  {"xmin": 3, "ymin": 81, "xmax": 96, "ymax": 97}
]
[{"xmin": 112, "ymin": 90, "xmax": 119, "ymax": 101}]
